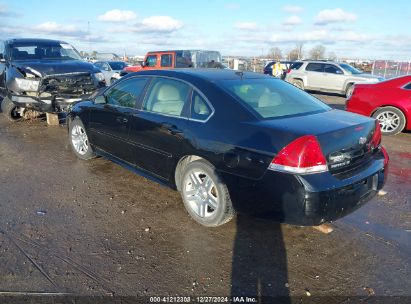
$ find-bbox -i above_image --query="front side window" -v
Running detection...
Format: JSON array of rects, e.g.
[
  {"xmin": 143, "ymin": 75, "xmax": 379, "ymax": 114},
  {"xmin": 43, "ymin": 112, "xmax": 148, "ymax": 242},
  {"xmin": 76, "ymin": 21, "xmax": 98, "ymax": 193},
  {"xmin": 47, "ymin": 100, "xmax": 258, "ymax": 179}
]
[
  {"xmin": 191, "ymin": 91, "xmax": 212, "ymax": 121},
  {"xmin": 161, "ymin": 54, "xmax": 173, "ymax": 67},
  {"xmin": 290, "ymin": 62, "xmax": 303, "ymax": 70},
  {"xmin": 220, "ymin": 78, "xmax": 330, "ymax": 119},
  {"xmin": 145, "ymin": 55, "xmax": 157, "ymax": 67},
  {"xmin": 143, "ymin": 78, "xmax": 190, "ymax": 117},
  {"xmin": 305, "ymin": 63, "xmax": 324, "ymax": 72},
  {"xmin": 105, "ymin": 77, "xmax": 148, "ymax": 108},
  {"xmin": 324, "ymin": 64, "xmax": 343, "ymax": 74}
]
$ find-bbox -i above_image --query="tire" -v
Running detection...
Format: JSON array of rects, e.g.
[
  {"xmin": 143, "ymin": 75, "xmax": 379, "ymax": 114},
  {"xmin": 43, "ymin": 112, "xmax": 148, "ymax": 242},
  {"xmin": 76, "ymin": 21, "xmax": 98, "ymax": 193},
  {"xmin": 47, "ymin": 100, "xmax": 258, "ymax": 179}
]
[
  {"xmin": 372, "ymin": 106, "xmax": 406, "ymax": 136},
  {"xmin": 291, "ymin": 79, "xmax": 304, "ymax": 90},
  {"xmin": 69, "ymin": 117, "xmax": 96, "ymax": 160},
  {"xmin": 179, "ymin": 159, "xmax": 235, "ymax": 227},
  {"xmin": 1, "ymin": 97, "xmax": 22, "ymax": 122},
  {"xmin": 345, "ymin": 84, "xmax": 354, "ymax": 98}
]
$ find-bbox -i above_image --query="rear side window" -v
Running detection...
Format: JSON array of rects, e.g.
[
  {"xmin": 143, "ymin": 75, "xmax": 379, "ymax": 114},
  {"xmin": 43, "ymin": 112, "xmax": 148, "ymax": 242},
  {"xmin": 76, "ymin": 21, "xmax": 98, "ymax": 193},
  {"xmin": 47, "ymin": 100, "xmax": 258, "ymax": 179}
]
[
  {"xmin": 403, "ymin": 82, "xmax": 411, "ymax": 90},
  {"xmin": 191, "ymin": 91, "xmax": 212, "ymax": 121},
  {"xmin": 143, "ymin": 78, "xmax": 190, "ymax": 117},
  {"xmin": 220, "ymin": 78, "xmax": 330, "ymax": 119},
  {"xmin": 105, "ymin": 77, "xmax": 148, "ymax": 108},
  {"xmin": 306, "ymin": 63, "xmax": 324, "ymax": 72},
  {"xmin": 161, "ymin": 54, "xmax": 172, "ymax": 67}
]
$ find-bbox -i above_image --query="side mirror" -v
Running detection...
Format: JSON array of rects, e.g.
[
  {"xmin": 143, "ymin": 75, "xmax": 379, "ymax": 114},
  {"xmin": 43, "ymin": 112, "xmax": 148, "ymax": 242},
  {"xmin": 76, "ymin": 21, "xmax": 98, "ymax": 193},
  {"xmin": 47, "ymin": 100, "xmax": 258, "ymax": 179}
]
[
  {"xmin": 94, "ymin": 95, "xmax": 106, "ymax": 104},
  {"xmin": 140, "ymin": 61, "xmax": 146, "ymax": 67}
]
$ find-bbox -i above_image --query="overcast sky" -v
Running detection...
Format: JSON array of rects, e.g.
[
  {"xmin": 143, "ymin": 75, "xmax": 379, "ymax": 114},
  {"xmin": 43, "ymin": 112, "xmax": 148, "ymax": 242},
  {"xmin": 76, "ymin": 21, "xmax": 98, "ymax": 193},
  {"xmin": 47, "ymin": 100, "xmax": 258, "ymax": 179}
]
[{"xmin": 0, "ymin": 0, "xmax": 409, "ymax": 60}]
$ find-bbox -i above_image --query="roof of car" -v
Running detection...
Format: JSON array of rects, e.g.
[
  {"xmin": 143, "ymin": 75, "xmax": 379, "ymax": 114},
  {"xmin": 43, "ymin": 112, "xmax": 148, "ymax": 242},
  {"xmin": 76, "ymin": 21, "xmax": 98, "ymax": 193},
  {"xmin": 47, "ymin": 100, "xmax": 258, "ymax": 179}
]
[
  {"xmin": 6, "ymin": 38, "xmax": 68, "ymax": 44},
  {"xmin": 125, "ymin": 69, "xmax": 270, "ymax": 82}
]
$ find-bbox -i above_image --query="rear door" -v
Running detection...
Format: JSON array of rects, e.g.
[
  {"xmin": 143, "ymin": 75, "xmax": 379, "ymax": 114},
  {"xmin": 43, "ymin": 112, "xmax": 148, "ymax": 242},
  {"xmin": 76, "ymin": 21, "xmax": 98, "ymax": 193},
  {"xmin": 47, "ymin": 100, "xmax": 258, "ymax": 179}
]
[
  {"xmin": 128, "ymin": 77, "xmax": 191, "ymax": 179},
  {"xmin": 88, "ymin": 76, "xmax": 149, "ymax": 163},
  {"xmin": 305, "ymin": 63, "xmax": 325, "ymax": 89}
]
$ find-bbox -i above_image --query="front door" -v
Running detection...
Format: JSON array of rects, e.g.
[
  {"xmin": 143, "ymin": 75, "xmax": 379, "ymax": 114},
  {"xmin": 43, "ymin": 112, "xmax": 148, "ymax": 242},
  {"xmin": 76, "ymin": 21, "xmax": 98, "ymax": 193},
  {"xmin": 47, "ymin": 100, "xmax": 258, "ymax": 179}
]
[
  {"xmin": 128, "ymin": 77, "xmax": 191, "ymax": 179},
  {"xmin": 88, "ymin": 76, "xmax": 149, "ymax": 163},
  {"xmin": 323, "ymin": 64, "xmax": 346, "ymax": 91}
]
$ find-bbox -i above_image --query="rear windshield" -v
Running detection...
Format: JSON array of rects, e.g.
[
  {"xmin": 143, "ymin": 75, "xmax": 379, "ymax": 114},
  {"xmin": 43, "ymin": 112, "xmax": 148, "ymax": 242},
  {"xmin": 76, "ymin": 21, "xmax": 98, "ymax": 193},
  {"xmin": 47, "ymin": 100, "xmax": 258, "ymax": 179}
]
[
  {"xmin": 339, "ymin": 63, "xmax": 363, "ymax": 74},
  {"xmin": 219, "ymin": 78, "xmax": 330, "ymax": 119},
  {"xmin": 109, "ymin": 62, "xmax": 127, "ymax": 70}
]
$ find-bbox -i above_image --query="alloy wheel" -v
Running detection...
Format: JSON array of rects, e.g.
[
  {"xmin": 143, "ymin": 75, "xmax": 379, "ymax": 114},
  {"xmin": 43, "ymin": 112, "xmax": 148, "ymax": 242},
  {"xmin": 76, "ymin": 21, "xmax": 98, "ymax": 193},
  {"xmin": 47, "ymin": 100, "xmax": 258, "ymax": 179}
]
[
  {"xmin": 71, "ymin": 124, "xmax": 89, "ymax": 155},
  {"xmin": 376, "ymin": 111, "xmax": 400, "ymax": 133},
  {"xmin": 183, "ymin": 169, "xmax": 219, "ymax": 218}
]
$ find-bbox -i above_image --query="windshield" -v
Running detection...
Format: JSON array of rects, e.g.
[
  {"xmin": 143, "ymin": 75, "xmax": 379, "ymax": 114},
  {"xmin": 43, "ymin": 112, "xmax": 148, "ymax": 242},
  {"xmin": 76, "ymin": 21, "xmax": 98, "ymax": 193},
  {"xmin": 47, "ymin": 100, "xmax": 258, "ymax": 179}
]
[
  {"xmin": 109, "ymin": 62, "xmax": 127, "ymax": 70},
  {"xmin": 10, "ymin": 42, "xmax": 83, "ymax": 61},
  {"xmin": 340, "ymin": 63, "xmax": 363, "ymax": 74},
  {"xmin": 220, "ymin": 78, "xmax": 330, "ymax": 119}
]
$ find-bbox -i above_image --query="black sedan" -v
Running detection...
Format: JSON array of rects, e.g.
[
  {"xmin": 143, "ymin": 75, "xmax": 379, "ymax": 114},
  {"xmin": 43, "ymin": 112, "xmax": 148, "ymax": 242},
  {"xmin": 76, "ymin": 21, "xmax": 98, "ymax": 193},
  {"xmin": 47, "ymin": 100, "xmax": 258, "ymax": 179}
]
[{"xmin": 67, "ymin": 69, "xmax": 388, "ymax": 227}]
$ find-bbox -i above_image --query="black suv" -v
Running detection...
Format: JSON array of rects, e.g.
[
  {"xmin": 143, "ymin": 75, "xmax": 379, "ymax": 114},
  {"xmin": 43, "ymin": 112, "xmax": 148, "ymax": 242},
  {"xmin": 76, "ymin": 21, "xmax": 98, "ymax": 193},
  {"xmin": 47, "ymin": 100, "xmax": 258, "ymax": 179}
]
[{"xmin": 0, "ymin": 38, "xmax": 105, "ymax": 121}]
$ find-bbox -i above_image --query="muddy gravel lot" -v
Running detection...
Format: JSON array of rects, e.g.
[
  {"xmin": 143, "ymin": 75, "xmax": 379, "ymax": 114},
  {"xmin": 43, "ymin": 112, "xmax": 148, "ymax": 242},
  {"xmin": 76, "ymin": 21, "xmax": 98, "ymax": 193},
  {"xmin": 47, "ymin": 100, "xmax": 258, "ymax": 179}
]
[{"xmin": 0, "ymin": 94, "xmax": 410, "ymax": 303}]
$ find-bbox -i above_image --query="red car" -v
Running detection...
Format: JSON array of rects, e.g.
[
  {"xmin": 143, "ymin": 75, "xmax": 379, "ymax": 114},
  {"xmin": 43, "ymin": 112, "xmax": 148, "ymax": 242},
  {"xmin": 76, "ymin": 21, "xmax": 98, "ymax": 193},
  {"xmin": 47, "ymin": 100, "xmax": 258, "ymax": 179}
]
[{"xmin": 346, "ymin": 75, "xmax": 411, "ymax": 135}]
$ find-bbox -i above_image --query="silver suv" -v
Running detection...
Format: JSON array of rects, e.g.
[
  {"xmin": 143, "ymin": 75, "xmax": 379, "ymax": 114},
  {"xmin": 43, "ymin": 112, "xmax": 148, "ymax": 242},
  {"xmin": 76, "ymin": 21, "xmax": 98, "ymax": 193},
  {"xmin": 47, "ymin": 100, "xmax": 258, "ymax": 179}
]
[{"xmin": 285, "ymin": 61, "xmax": 383, "ymax": 97}]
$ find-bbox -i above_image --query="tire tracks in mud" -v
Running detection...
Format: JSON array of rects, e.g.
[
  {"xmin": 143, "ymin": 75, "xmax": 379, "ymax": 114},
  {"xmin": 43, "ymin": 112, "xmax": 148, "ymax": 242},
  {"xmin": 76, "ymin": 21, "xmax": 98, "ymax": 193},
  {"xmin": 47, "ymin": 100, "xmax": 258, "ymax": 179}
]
[{"xmin": 0, "ymin": 228, "xmax": 117, "ymax": 295}]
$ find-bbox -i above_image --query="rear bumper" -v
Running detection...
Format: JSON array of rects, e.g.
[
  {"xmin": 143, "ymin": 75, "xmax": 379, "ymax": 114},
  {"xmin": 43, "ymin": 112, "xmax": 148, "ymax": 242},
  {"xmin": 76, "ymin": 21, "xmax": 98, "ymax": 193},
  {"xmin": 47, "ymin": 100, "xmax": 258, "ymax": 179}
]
[{"xmin": 224, "ymin": 149, "xmax": 387, "ymax": 226}]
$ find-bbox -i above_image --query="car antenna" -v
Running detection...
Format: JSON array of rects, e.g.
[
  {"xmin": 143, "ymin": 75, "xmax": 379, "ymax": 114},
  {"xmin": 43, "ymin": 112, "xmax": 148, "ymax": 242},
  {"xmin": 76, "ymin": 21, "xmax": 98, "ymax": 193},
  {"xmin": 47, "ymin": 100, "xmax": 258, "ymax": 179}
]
[{"xmin": 235, "ymin": 71, "xmax": 244, "ymax": 80}]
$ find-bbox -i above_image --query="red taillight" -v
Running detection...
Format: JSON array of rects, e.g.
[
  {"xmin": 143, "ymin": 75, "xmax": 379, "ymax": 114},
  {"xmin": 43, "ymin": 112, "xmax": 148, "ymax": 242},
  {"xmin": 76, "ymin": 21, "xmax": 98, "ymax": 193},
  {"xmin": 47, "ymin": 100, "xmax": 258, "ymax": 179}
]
[
  {"xmin": 370, "ymin": 120, "xmax": 382, "ymax": 149},
  {"xmin": 269, "ymin": 135, "xmax": 328, "ymax": 174},
  {"xmin": 286, "ymin": 69, "xmax": 291, "ymax": 74}
]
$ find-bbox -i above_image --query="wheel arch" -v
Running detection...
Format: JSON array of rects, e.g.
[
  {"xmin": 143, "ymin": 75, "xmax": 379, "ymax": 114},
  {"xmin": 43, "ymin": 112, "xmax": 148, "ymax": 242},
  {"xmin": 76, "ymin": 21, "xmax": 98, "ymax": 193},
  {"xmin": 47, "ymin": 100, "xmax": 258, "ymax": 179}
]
[{"xmin": 173, "ymin": 154, "xmax": 215, "ymax": 191}]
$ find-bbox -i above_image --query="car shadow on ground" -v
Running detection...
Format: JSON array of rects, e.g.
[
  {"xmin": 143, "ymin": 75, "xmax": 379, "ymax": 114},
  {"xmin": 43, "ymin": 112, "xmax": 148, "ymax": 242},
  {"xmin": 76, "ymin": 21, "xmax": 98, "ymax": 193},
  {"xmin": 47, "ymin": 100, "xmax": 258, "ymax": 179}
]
[{"xmin": 231, "ymin": 214, "xmax": 290, "ymax": 303}]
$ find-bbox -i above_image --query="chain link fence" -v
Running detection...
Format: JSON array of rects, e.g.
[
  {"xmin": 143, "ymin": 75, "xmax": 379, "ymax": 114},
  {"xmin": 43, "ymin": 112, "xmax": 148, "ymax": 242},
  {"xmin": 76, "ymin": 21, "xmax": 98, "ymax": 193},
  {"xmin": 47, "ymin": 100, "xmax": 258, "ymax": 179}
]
[{"xmin": 372, "ymin": 60, "xmax": 411, "ymax": 79}]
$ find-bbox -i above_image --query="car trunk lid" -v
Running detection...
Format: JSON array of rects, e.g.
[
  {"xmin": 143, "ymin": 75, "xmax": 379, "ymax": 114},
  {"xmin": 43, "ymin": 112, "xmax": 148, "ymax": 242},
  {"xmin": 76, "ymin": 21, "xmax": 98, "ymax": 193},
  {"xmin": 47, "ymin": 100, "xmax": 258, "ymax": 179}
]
[{"xmin": 256, "ymin": 109, "xmax": 379, "ymax": 174}]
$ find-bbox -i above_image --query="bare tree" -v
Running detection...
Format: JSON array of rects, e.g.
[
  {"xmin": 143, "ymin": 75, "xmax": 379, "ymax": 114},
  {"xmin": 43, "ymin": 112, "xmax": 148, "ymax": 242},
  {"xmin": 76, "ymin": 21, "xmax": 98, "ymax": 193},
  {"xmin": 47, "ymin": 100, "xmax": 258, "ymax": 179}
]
[
  {"xmin": 287, "ymin": 43, "xmax": 304, "ymax": 61},
  {"xmin": 296, "ymin": 42, "xmax": 304, "ymax": 60},
  {"xmin": 268, "ymin": 47, "xmax": 283, "ymax": 60},
  {"xmin": 288, "ymin": 49, "xmax": 300, "ymax": 61},
  {"xmin": 309, "ymin": 45, "xmax": 326, "ymax": 60}
]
